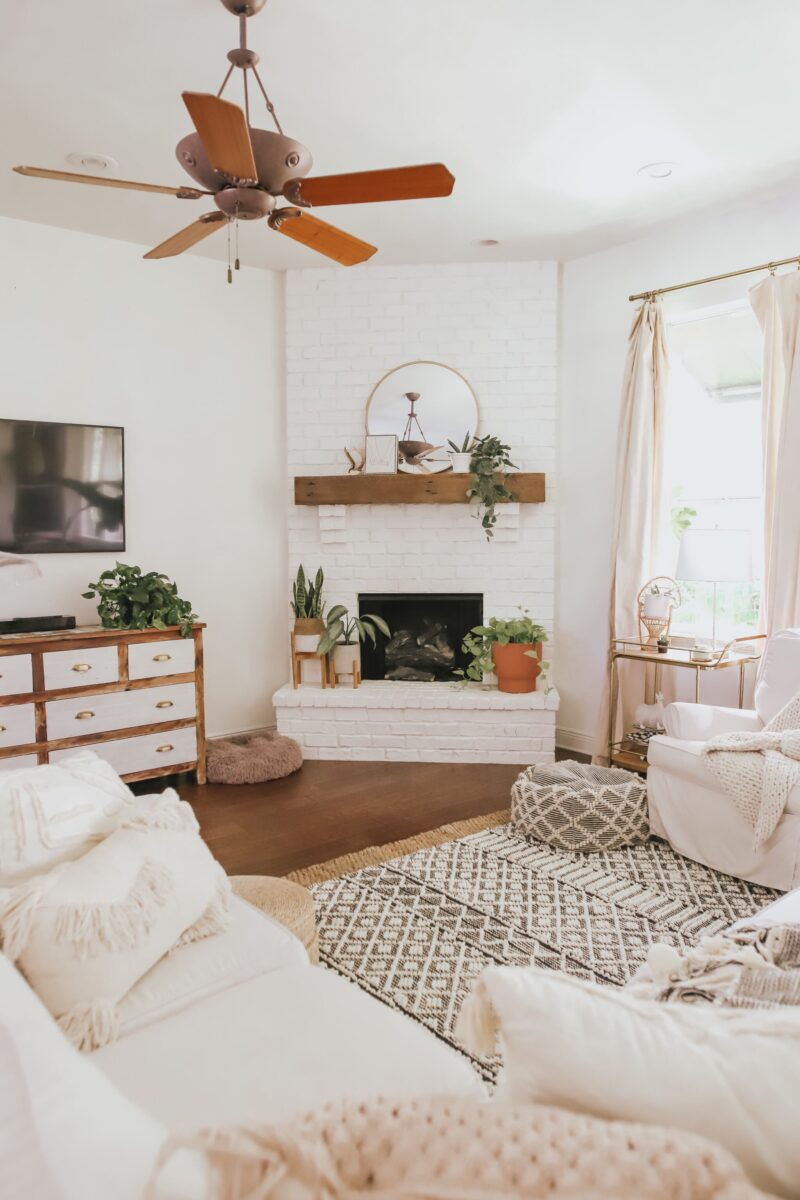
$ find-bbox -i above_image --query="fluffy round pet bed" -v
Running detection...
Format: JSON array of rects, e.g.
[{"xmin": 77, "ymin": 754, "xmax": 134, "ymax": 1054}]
[{"xmin": 206, "ymin": 733, "xmax": 302, "ymax": 785}]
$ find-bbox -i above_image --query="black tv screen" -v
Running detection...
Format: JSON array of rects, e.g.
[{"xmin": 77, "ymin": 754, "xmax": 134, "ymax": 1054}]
[{"xmin": 0, "ymin": 419, "xmax": 125, "ymax": 553}]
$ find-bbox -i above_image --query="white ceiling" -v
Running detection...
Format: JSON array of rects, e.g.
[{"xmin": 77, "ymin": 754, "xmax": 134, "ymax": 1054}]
[{"xmin": 4, "ymin": 0, "xmax": 800, "ymax": 272}]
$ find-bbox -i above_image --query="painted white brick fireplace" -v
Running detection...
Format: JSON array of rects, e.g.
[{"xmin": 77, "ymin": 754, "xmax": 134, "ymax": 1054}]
[{"xmin": 276, "ymin": 260, "xmax": 560, "ymax": 763}]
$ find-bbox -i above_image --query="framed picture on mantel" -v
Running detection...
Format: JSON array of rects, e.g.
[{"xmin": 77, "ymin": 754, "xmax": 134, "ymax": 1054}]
[{"xmin": 364, "ymin": 433, "xmax": 398, "ymax": 475}]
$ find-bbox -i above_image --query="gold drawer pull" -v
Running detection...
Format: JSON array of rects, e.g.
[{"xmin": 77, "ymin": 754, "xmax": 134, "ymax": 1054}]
[
  {"xmin": 156, "ymin": 743, "xmax": 174, "ymax": 754},
  {"xmin": 75, "ymin": 710, "xmax": 95, "ymax": 720},
  {"xmin": 153, "ymin": 653, "xmax": 172, "ymax": 663},
  {"xmin": 155, "ymin": 699, "xmax": 174, "ymax": 709},
  {"xmin": 72, "ymin": 663, "xmax": 92, "ymax": 673}
]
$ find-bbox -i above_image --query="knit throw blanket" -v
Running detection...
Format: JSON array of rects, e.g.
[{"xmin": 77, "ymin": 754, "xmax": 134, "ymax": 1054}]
[
  {"xmin": 629, "ymin": 922, "xmax": 800, "ymax": 1010},
  {"xmin": 702, "ymin": 689, "xmax": 800, "ymax": 849}
]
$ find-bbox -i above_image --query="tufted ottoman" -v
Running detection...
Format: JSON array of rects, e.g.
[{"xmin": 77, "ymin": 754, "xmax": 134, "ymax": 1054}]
[
  {"xmin": 511, "ymin": 760, "xmax": 648, "ymax": 852},
  {"xmin": 231, "ymin": 875, "xmax": 319, "ymax": 964}
]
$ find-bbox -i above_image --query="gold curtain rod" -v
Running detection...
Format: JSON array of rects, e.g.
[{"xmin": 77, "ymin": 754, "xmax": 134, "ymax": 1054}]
[{"xmin": 629, "ymin": 253, "xmax": 800, "ymax": 302}]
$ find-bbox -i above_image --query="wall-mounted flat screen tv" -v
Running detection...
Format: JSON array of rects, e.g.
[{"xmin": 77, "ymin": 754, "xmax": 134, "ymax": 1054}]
[{"xmin": 0, "ymin": 419, "xmax": 125, "ymax": 553}]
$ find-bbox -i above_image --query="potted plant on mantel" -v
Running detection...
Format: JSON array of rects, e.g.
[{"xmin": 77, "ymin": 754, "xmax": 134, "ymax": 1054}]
[
  {"xmin": 466, "ymin": 434, "xmax": 518, "ymax": 541},
  {"xmin": 456, "ymin": 609, "xmax": 549, "ymax": 693},
  {"xmin": 317, "ymin": 606, "xmax": 391, "ymax": 685},
  {"xmin": 291, "ymin": 565, "xmax": 325, "ymax": 650}
]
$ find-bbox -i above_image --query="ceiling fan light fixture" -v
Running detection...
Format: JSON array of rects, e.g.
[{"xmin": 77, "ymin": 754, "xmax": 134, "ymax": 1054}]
[
  {"xmin": 637, "ymin": 161, "xmax": 676, "ymax": 180},
  {"xmin": 66, "ymin": 151, "xmax": 118, "ymax": 172}
]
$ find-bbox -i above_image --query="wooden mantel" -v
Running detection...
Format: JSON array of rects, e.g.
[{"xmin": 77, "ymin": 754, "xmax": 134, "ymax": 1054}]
[{"xmin": 294, "ymin": 472, "xmax": 546, "ymax": 506}]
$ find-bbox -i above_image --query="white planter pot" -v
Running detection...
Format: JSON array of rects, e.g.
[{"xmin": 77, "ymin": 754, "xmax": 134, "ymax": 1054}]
[
  {"xmin": 294, "ymin": 633, "xmax": 322, "ymax": 652},
  {"xmin": 448, "ymin": 452, "xmax": 472, "ymax": 473},
  {"xmin": 333, "ymin": 642, "xmax": 361, "ymax": 684},
  {"xmin": 643, "ymin": 594, "xmax": 671, "ymax": 619}
]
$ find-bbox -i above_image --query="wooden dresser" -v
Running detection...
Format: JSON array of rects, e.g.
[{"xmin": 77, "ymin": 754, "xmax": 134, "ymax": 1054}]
[{"xmin": 0, "ymin": 625, "xmax": 206, "ymax": 784}]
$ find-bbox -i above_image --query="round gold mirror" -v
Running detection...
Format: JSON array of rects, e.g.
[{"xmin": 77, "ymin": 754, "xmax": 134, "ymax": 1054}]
[{"xmin": 365, "ymin": 361, "xmax": 479, "ymax": 459}]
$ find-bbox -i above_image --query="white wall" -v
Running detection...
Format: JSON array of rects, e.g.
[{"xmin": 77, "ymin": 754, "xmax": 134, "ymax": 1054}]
[
  {"xmin": 285, "ymin": 261, "xmax": 558, "ymax": 668},
  {"xmin": 0, "ymin": 215, "xmax": 286, "ymax": 737},
  {"xmin": 558, "ymin": 183, "xmax": 800, "ymax": 752}
]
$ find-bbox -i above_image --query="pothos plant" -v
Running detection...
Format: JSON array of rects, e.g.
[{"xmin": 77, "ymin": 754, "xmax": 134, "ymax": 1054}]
[
  {"xmin": 455, "ymin": 610, "xmax": 550, "ymax": 684},
  {"xmin": 466, "ymin": 434, "xmax": 518, "ymax": 540},
  {"xmin": 83, "ymin": 563, "xmax": 197, "ymax": 638},
  {"xmin": 317, "ymin": 606, "xmax": 391, "ymax": 655}
]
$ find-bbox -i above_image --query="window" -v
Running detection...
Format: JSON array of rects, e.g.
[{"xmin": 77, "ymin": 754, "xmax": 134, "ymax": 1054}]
[{"xmin": 663, "ymin": 301, "xmax": 762, "ymax": 643}]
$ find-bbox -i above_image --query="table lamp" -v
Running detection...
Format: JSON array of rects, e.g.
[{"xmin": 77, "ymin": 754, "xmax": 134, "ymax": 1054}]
[{"xmin": 675, "ymin": 529, "xmax": 753, "ymax": 649}]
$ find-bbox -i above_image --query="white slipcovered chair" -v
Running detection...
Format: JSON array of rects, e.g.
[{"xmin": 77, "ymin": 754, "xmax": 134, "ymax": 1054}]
[{"xmin": 647, "ymin": 628, "xmax": 800, "ymax": 891}]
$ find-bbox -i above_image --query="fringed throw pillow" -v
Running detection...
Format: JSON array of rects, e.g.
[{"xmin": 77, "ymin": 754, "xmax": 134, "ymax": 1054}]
[
  {"xmin": 0, "ymin": 749, "xmax": 134, "ymax": 886},
  {"xmin": 0, "ymin": 790, "xmax": 231, "ymax": 1052},
  {"xmin": 457, "ymin": 965, "xmax": 800, "ymax": 1199}
]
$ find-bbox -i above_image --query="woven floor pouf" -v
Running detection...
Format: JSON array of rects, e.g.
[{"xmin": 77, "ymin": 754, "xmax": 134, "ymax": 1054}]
[
  {"xmin": 512, "ymin": 760, "xmax": 649, "ymax": 851},
  {"xmin": 230, "ymin": 875, "xmax": 319, "ymax": 964}
]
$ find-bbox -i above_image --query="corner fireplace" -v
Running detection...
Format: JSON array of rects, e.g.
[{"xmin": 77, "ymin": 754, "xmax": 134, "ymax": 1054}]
[{"xmin": 358, "ymin": 593, "xmax": 482, "ymax": 682}]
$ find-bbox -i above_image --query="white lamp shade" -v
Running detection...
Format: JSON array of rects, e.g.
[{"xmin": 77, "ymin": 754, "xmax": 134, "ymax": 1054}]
[{"xmin": 676, "ymin": 529, "xmax": 753, "ymax": 584}]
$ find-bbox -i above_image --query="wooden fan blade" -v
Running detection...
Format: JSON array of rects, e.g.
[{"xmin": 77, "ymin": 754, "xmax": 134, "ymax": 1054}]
[
  {"xmin": 13, "ymin": 165, "xmax": 208, "ymax": 198},
  {"xmin": 285, "ymin": 163, "xmax": 455, "ymax": 207},
  {"xmin": 269, "ymin": 211, "xmax": 377, "ymax": 266},
  {"xmin": 182, "ymin": 92, "xmax": 257, "ymax": 184},
  {"xmin": 143, "ymin": 213, "xmax": 227, "ymax": 260}
]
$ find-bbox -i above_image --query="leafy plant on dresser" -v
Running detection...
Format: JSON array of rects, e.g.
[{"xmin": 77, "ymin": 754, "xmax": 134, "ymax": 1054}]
[
  {"xmin": 467, "ymin": 434, "xmax": 518, "ymax": 540},
  {"xmin": 83, "ymin": 563, "xmax": 197, "ymax": 637}
]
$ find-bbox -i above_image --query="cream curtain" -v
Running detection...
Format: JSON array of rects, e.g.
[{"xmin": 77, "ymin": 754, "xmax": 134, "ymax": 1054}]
[
  {"xmin": 594, "ymin": 299, "xmax": 669, "ymax": 762},
  {"xmin": 750, "ymin": 271, "xmax": 800, "ymax": 633}
]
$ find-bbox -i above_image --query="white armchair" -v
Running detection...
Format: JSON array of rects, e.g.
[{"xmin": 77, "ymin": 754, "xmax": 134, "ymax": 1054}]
[{"xmin": 647, "ymin": 629, "xmax": 800, "ymax": 891}]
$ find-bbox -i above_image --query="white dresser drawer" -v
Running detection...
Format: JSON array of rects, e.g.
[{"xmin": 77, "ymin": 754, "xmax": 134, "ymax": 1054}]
[
  {"xmin": 0, "ymin": 654, "xmax": 33, "ymax": 697},
  {"xmin": 51, "ymin": 726, "xmax": 197, "ymax": 777},
  {"xmin": 128, "ymin": 638, "xmax": 196, "ymax": 680},
  {"xmin": 0, "ymin": 752, "xmax": 39, "ymax": 771},
  {"xmin": 43, "ymin": 645, "xmax": 119, "ymax": 692},
  {"xmin": 46, "ymin": 682, "xmax": 196, "ymax": 741},
  {"xmin": 0, "ymin": 703, "xmax": 36, "ymax": 748}
]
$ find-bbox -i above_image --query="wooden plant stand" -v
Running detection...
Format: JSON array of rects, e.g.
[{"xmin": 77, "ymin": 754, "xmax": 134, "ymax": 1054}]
[
  {"xmin": 331, "ymin": 662, "xmax": 361, "ymax": 689},
  {"xmin": 290, "ymin": 632, "xmax": 334, "ymax": 689}
]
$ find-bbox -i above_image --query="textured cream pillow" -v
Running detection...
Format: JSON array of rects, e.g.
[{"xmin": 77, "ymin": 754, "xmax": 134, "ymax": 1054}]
[
  {"xmin": 457, "ymin": 965, "xmax": 800, "ymax": 1199},
  {"xmin": 0, "ymin": 750, "xmax": 134, "ymax": 886},
  {"xmin": 0, "ymin": 791, "xmax": 231, "ymax": 1051},
  {"xmin": 151, "ymin": 1094, "xmax": 766, "ymax": 1200}
]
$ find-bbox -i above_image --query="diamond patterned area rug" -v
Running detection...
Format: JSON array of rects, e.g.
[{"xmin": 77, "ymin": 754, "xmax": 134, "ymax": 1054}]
[{"xmin": 309, "ymin": 824, "xmax": 778, "ymax": 1082}]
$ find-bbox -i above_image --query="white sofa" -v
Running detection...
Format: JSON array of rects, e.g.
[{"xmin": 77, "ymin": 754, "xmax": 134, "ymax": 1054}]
[
  {"xmin": 2, "ymin": 889, "xmax": 483, "ymax": 1199},
  {"xmin": 648, "ymin": 628, "xmax": 800, "ymax": 890}
]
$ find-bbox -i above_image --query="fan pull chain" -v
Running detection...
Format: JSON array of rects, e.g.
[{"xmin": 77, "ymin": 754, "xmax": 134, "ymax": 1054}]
[{"xmin": 227, "ymin": 219, "xmax": 233, "ymax": 285}]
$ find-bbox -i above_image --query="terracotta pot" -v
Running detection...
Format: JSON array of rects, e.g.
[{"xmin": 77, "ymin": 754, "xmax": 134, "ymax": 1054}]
[
  {"xmin": 491, "ymin": 641, "xmax": 541, "ymax": 693},
  {"xmin": 333, "ymin": 641, "xmax": 361, "ymax": 684}
]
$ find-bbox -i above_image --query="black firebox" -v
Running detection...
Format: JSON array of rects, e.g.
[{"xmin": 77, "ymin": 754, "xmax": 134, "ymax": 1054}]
[{"xmin": 358, "ymin": 593, "xmax": 483, "ymax": 682}]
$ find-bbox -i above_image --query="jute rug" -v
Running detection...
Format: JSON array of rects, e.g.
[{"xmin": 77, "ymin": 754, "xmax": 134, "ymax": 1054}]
[{"xmin": 296, "ymin": 817, "xmax": 778, "ymax": 1082}]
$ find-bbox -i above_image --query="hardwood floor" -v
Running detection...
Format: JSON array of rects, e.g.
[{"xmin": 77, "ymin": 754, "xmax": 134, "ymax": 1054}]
[{"xmin": 154, "ymin": 749, "xmax": 585, "ymax": 878}]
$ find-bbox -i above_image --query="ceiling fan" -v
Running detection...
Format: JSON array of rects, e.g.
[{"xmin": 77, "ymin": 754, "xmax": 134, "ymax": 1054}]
[{"xmin": 13, "ymin": 0, "xmax": 455, "ymax": 277}]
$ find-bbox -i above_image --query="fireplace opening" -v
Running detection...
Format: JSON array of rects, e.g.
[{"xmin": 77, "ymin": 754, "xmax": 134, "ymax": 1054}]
[{"xmin": 358, "ymin": 593, "xmax": 483, "ymax": 682}]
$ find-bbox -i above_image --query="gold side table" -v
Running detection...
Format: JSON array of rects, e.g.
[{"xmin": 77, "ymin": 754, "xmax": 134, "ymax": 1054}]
[{"xmin": 608, "ymin": 634, "xmax": 766, "ymax": 772}]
